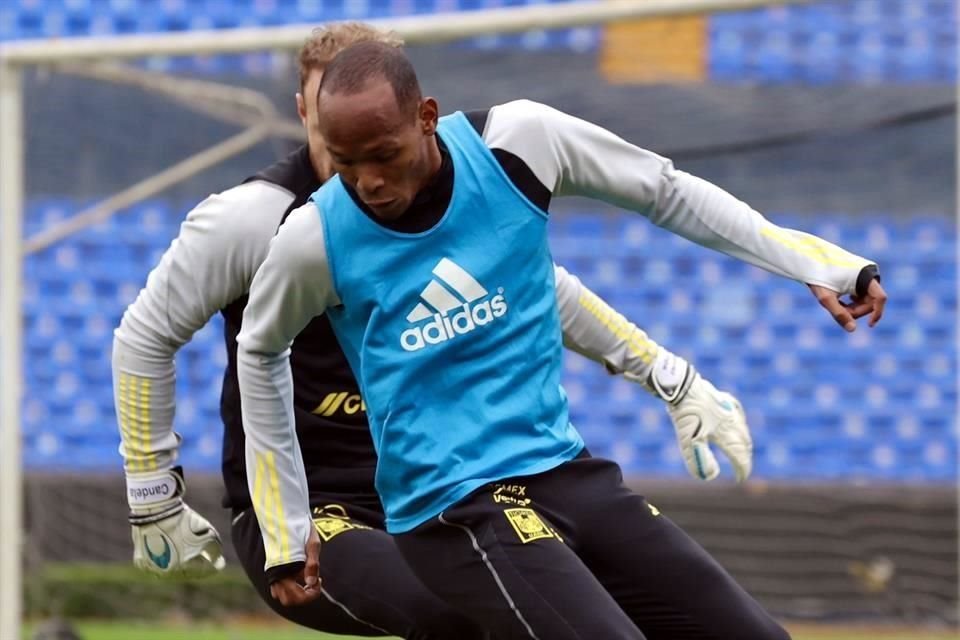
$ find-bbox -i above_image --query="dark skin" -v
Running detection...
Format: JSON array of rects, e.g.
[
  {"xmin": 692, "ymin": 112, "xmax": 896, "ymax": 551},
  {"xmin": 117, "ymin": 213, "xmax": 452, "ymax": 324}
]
[
  {"xmin": 317, "ymin": 78, "xmax": 442, "ymax": 221},
  {"xmin": 270, "ymin": 526, "xmax": 322, "ymax": 606},
  {"xmin": 809, "ymin": 281, "xmax": 886, "ymax": 332}
]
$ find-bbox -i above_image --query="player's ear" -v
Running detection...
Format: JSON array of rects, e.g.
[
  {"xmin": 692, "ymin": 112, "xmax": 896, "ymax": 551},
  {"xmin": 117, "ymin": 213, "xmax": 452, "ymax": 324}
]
[
  {"xmin": 419, "ymin": 97, "xmax": 439, "ymax": 136},
  {"xmin": 296, "ymin": 92, "xmax": 308, "ymax": 127}
]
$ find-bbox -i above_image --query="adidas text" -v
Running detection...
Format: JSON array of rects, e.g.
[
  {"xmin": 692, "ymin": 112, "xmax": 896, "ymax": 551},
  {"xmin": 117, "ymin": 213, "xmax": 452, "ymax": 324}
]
[{"xmin": 401, "ymin": 295, "xmax": 507, "ymax": 352}]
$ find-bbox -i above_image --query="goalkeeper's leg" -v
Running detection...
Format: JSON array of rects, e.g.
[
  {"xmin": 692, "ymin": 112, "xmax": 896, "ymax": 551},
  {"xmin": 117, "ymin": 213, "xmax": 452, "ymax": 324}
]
[{"xmin": 231, "ymin": 502, "xmax": 488, "ymax": 639}]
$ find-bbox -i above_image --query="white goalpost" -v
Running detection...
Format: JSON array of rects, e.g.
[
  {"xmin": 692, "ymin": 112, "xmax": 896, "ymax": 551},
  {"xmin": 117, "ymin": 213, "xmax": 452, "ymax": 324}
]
[
  {"xmin": 0, "ymin": 0, "xmax": 871, "ymax": 635},
  {"xmin": 0, "ymin": 56, "xmax": 25, "ymax": 640}
]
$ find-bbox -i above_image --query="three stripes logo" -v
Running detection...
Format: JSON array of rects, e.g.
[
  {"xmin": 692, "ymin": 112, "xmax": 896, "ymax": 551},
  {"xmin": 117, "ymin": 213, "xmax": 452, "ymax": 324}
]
[{"xmin": 400, "ymin": 257, "xmax": 508, "ymax": 352}]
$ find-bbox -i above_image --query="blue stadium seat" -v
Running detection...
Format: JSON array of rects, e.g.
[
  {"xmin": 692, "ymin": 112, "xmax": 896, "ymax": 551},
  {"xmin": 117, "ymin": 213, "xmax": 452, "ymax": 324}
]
[
  {"xmin": 16, "ymin": 195, "xmax": 959, "ymax": 481},
  {"xmin": 708, "ymin": 0, "xmax": 955, "ymax": 83}
]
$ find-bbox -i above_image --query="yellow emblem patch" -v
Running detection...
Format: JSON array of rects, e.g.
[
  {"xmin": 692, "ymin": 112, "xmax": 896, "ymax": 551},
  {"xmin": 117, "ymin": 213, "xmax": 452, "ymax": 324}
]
[
  {"xmin": 313, "ymin": 516, "xmax": 356, "ymax": 542},
  {"xmin": 504, "ymin": 508, "xmax": 555, "ymax": 544},
  {"xmin": 311, "ymin": 504, "xmax": 372, "ymax": 542}
]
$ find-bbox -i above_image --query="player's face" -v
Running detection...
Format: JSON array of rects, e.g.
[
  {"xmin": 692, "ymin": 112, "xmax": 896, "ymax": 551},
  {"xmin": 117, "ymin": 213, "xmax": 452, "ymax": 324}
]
[
  {"xmin": 297, "ymin": 67, "xmax": 335, "ymax": 183},
  {"xmin": 318, "ymin": 78, "xmax": 440, "ymax": 221}
]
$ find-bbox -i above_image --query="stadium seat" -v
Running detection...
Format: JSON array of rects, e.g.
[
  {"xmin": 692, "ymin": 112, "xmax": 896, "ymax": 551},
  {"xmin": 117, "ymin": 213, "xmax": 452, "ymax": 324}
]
[
  {"xmin": 3, "ymin": 0, "xmax": 955, "ymax": 483},
  {"xmin": 707, "ymin": 0, "xmax": 955, "ymax": 83},
  {"xmin": 3, "ymin": 0, "xmax": 953, "ymax": 79},
  {"xmin": 15, "ymin": 208, "xmax": 959, "ymax": 481}
]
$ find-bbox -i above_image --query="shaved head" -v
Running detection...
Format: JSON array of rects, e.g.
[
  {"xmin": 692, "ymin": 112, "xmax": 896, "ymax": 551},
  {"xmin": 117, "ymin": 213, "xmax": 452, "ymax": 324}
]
[{"xmin": 317, "ymin": 41, "xmax": 422, "ymax": 116}]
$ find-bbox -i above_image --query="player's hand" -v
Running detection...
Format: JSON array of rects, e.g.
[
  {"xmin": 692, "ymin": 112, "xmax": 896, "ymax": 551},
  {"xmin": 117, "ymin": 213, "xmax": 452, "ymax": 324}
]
[
  {"xmin": 666, "ymin": 374, "xmax": 752, "ymax": 482},
  {"xmin": 808, "ymin": 277, "xmax": 887, "ymax": 332},
  {"xmin": 128, "ymin": 467, "xmax": 226, "ymax": 578},
  {"xmin": 626, "ymin": 351, "xmax": 752, "ymax": 482},
  {"xmin": 269, "ymin": 523, "xmax": 322, "ymax": 607}
]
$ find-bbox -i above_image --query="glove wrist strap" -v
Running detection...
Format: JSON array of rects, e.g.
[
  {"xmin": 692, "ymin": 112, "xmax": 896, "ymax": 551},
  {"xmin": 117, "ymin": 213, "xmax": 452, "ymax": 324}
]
[
  {"xmin": 127, "ymin": 466, "xmax": 185, "ymax": 525},
  {"xmin": 647, "ymin": 350, "xmax": 697, "ymax": 405},
  {"xmin": 129, "ymin": 501, "xmax": 184, "ymax": 526}
]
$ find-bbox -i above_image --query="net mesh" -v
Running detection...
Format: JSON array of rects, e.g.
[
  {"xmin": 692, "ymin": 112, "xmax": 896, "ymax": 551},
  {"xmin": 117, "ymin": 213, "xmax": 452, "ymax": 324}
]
[{"xmin": 11, "ymin": 0, "xmax": 958, "ymax": 630}]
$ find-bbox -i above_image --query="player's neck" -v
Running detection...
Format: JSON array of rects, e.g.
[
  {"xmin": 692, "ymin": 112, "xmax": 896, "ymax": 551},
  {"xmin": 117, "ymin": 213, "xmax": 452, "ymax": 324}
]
[{"xmin": 417, "ymin": 136, "xmax": 443, "ymax": 193}]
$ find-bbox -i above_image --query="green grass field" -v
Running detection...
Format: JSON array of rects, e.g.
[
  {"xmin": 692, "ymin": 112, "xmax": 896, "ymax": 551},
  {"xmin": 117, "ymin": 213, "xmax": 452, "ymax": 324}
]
[{"xmin": 23, "ymin": 621, "xmax": 960, "ymax": 640}]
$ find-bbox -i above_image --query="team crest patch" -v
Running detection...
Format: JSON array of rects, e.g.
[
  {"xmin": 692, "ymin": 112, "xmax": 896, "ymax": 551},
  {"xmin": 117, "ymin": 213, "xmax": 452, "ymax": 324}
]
[
  {"xmin": 504, "ymin": 508, "xmax": 555, "ymax": 544},
  {"xmin": 312, "ymin": 505, "xmax": 372, "ymax": 542},
  {"xmin": 312, "ymin": 516, "xmax": 373, "ymax": 541},
  {"xmin": 313, "ymin": 517, "xmax": 355, "ymax": 541}
]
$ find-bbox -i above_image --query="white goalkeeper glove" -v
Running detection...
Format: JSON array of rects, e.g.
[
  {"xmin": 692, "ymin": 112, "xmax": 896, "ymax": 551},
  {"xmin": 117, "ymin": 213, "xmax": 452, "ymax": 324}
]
[
  {"xmin": 127, "ymin": 466, "xmax": 226, "ymax": 577},
  {"xmin": 626, "ymin": 351, "xmax": 753, "ymax": 482}
]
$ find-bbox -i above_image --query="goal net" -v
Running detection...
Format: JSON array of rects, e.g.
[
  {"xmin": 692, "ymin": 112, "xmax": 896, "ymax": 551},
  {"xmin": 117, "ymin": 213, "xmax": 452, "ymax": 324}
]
[{"xmin": 1, "ymin": 0, "xmax": 956, "ymax": 636}]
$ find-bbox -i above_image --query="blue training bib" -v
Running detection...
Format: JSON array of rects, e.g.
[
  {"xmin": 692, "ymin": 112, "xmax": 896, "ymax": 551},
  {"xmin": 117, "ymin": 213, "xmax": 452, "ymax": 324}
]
[{"xmin": 312, "ymin": 111, "xmax": 584, "ymax": 532}]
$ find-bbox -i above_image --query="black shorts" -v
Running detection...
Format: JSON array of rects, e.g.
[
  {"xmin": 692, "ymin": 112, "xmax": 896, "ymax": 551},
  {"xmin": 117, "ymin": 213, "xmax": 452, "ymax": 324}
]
[
  {"xmin": 395, "ymin": 452, "xmax": 791, "ymax": 640},
  {"xmin": 231, "ymin": 498, "xmax": 488, "ymax": 639}
]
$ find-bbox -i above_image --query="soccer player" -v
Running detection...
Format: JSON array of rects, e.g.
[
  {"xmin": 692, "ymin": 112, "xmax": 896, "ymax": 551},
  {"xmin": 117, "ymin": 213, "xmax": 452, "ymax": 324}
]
[
  {"xmin": 237, "ymin": 42, "xmax": 887, "ymax": 639},
  {"xmin": 113, "ymin": 24, "xmax": 752, "ymax": 639}
]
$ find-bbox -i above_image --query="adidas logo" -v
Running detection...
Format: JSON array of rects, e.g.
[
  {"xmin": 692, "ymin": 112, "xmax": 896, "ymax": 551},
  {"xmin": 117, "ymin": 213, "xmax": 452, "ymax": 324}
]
[{"xmin": 400, "ymin": 258, "xmax": 508, "ymax": 352}]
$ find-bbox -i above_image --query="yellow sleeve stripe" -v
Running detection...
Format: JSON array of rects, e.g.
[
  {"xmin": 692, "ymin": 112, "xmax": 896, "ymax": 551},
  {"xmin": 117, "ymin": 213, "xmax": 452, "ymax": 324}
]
[
  {"xmin": 760, "ymin": 225, "xmax": 864, "ymax": 269},
  {"xmin": 124, "ymin": 372, "xmax": 145, "ymax": 472},
  {"xmin": 138, "ymin": 377, "xmax": 155, "ymax": 471},
  {"xmin": 117, "ymin": 373, "xmax": 138, "ymax": 472},
  {"xmin": 117, "ymin": 373, "xmax": 158, "ymax": 472},
  {"xmin": 266, "ymin": 451, "xmax": 291, "ymax": 563},
  {"xmin": 254, "ymin": 452, "xmax": 292, "ymax": 565},
  {"xmin": 577, "ymin": 289, "xmax": 656, "ymax": 364},
  {"xmin": 128, "ymin": 372, "xmax": 141, "ymax": 472},
  {"xmin": 128, "ymin": 373, "xmax": 141, "ymax": 469},
  {"xmin": 253, "ymin": 453, "xmax": 277, "ymax": 562}
]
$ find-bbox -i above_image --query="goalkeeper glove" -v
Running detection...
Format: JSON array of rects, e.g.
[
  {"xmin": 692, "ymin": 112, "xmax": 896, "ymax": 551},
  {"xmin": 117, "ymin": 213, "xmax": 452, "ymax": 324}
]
[
  {"xmin": 625, "ymin": 351, "xmax": 753, "ymax": 482},
  {"xmin": 127, "ymin": 466, "xmax": 226, "ymax": 577}
]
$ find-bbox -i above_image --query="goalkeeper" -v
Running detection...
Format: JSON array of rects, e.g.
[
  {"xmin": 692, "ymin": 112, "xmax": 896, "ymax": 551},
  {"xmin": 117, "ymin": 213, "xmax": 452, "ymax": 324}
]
[{"xmin": 112, "ymin": 22, "xmax": 752, "ymax": 639}]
